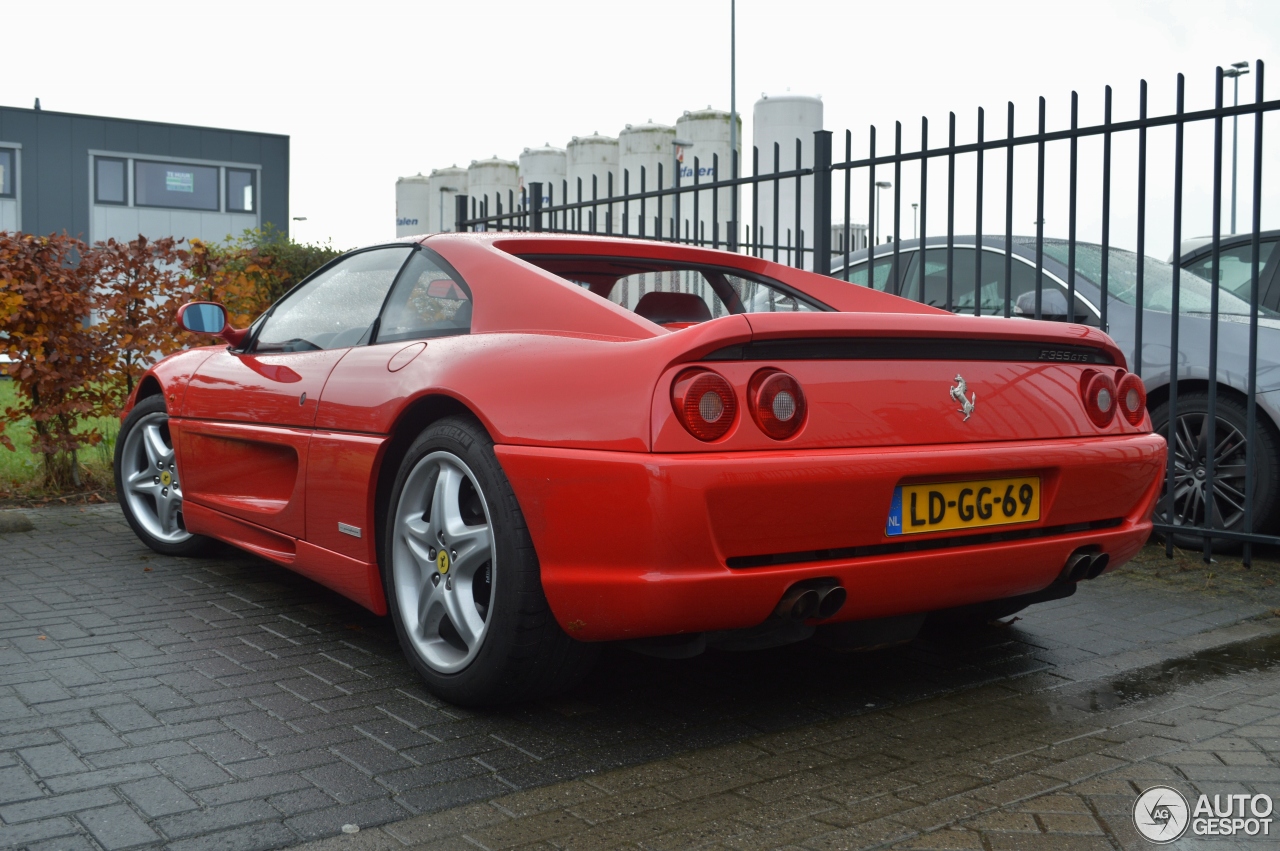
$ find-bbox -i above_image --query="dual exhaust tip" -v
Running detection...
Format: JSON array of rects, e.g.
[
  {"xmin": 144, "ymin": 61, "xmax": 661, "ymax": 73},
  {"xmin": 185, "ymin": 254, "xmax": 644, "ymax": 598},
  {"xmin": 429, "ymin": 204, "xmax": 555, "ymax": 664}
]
[
  {"xmin": 775, "ymin": 579, "xmax": 847, "ymax": 621},
  {"xmin": 1063, "ymin": 547, "xmax": 1110, "ymax": 583}
]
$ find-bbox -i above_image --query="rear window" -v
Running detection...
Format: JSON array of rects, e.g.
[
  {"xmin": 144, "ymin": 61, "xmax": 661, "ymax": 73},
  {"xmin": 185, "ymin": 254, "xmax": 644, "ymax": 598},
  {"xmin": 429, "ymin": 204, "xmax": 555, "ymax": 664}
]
[{"xmin": 519, "ymin": 255, "xmax": 826, "ymax": 326}]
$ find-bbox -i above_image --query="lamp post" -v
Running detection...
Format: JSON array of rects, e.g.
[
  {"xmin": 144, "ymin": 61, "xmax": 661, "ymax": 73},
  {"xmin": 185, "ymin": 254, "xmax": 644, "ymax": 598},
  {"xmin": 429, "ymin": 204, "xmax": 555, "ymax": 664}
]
[
  {"xmin": 438, "ymin": 187, "xmax": 458, "ymax": 233},
  {"xmin": 728, "ymin": 0, "xmax": 736, "ymax": 190},
  {"xmin": 874, "ymin": 180, "xmax": 891, "ymax": 245},
  {"xmin": 291, "ymin": 216, "xmax": 307, "ymax": 243},
  {"xmin": 912, "ymin": 202, "xmax": 919, "ymax": 240},
  {"xmin": 1224, "ymin": 61, "xmax": 1250, "ymax": 235}
]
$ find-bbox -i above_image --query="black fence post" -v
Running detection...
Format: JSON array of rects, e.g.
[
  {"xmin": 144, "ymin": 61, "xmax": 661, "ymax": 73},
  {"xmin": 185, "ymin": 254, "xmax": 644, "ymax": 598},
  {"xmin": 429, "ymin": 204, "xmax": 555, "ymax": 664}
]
[
  {"xmin": 812, "ymin": 130, "xmax": 833, "ymax": 275},
  {"xmin": 455, "ymin": 194, "xmax": 468, "ymax": 233},
  {"xmin": 530, "ymin": 182, "xmax": 544, "ymax": 232}
]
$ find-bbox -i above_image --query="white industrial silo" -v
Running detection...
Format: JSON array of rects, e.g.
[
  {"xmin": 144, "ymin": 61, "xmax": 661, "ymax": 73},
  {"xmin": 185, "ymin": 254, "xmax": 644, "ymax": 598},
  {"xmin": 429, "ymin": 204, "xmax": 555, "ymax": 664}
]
[
  {"xmin": 395, "ymin": 174, "xmax": 431, "ymax": 238},
  {"xmin": 566, "ymin": 132, "xmax": 618, "ymax": 233},
  {"xmin": 426, "ymin": 166, "xmax": 468, "ymax": 233},
  {"xmin": 466, "ymin": 156, "xmax": 519, "ymax": 229},
  {"xmin": 753, "ymin": 93, "xmax": 823, "ymax": 268},
  {"xmin": 675, "ymin": 107, "xmax": 741, "ymax": 249},
  {"xmin": 518, "ymin": 145, "xmax": 567, "ymax": 224},
  {"xmin": 618, "ymin": 120, "xmax": 676, "ymax": 239}
]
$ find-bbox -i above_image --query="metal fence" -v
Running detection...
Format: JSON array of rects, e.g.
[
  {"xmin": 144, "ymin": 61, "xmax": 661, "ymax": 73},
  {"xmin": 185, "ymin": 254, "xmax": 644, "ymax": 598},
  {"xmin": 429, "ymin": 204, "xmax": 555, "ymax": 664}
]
[{"xmin": 456, "ymin": 62, "xmax": 1280, "ymax": 565}]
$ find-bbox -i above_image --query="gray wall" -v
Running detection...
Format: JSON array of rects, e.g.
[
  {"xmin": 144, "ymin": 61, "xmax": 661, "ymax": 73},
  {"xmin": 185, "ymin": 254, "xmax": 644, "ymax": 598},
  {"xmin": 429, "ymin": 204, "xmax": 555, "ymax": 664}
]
[{"xmin": 0, "ymin": 106, "xmax": 288, "ymax": 241}]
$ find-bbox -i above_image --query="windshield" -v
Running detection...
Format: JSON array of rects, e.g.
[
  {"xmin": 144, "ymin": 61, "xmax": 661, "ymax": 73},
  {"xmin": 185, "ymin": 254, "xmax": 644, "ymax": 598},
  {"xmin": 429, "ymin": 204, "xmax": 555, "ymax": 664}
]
[{"xmin": 1035, "ymin": 239, "xmax": 1276, "ymax": 318}]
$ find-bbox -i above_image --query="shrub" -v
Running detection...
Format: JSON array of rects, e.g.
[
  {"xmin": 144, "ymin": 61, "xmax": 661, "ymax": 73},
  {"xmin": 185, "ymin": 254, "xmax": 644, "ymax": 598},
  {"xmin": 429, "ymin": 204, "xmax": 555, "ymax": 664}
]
[
  {"xmin": 94, "ymin": 236, "xmax": 194, "ymax": 409},
  {"xmin": 0, "ymin": 232, "xmax": 111, "ymax": 487}
]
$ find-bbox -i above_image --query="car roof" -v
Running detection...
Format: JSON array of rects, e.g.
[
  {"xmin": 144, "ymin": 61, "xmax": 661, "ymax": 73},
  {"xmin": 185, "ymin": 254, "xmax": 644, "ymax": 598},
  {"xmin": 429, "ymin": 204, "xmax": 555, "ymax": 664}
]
[{"xmin": 1176, "ymin": 229, "xmax": 1280, "ymax": 263}]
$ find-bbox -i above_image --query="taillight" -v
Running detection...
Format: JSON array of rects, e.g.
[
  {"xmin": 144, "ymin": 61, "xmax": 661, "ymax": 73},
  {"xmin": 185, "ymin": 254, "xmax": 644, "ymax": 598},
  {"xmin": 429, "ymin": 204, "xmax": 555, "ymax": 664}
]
[
  {"xmin": 671, "ymin": 368, "xmax": 737, "ymax": 441},
  {"xmin": 1117, "ymin": 373, "xmax": 1147, "ymax": 425},
  {"xmin": 748, "ymin": 369, "xmax": 807, "ymax": 440},
  {"xmin": 1080, "ymin": 369, "xmax": 1117, "ymax": 428}
]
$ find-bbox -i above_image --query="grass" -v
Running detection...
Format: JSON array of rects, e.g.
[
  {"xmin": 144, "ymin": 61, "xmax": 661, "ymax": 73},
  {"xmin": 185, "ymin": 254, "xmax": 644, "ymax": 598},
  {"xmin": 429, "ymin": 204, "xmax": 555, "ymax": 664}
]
[{"xmin": 0, "ymin": 380, "xmax": 119, "ymax": 503}]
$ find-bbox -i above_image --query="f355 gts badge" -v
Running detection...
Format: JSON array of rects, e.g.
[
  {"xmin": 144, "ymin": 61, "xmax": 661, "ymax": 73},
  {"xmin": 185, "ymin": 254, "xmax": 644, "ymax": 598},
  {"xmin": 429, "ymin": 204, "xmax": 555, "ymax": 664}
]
[{"xmin": 949, "ymin": 374, "xmax": 976, "ymax": 422}]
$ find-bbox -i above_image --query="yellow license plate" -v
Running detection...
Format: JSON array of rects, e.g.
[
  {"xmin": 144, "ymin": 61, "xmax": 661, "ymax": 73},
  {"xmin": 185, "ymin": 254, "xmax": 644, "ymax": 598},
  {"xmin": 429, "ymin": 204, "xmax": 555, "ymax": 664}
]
[{"xmin": 886, "ymin": 476, "xmax": 1040, "ymax": 536}]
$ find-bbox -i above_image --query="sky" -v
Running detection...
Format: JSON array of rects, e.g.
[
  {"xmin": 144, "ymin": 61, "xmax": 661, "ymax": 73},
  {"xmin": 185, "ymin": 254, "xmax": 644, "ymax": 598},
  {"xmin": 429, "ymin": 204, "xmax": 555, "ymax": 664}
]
[{"xmin": 3, "ymin": 0, "xmax": 1278, "ymax": 254}]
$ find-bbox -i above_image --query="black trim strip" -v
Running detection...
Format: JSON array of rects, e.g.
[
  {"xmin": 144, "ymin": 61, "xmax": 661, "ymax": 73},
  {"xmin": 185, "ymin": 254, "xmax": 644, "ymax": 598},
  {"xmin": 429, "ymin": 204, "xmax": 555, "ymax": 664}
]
[
  {"xmin": 725, "ymin": 518, "xmax": 1124, "ymax": 568},
  {"xmin": 705, "ymin": 337, "xmax": 1115, "ymax": 365}
]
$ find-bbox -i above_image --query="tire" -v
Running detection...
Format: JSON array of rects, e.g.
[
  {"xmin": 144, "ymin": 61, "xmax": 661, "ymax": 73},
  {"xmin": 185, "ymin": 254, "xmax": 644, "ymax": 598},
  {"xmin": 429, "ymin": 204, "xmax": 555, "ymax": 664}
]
[
  {"xmin": 114, "ymin": 395, "xmax": 213, "ymax": 557},
  {"xmin": 382, "ymin": 415, "xmax": 599, "ymax": 706},
  {"xmin": 1149, "ymin": 391, "xmax": 1280, "ymax": 551}
]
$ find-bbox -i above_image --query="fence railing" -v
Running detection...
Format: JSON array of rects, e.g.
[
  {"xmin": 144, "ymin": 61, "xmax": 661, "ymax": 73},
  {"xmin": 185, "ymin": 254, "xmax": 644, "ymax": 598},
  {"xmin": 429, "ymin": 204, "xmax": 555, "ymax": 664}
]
[{"xmin": 456, "ymin": 61, "xmax": 1280, "ymax": 565}]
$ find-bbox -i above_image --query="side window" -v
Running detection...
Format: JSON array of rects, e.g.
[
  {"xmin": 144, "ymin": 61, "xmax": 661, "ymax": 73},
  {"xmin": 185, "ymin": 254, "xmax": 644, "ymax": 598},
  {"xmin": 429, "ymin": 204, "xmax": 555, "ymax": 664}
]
[
  {"xmin": 254, "ymin": 246, "xmax": 413, "ymax": 352},
  {"xmin": 1185, "ymin": 242, "xmax": 1277, "ymax": 302},
  {"xmin": 845, "ymin": 257, "xmax": 897, "ymax": 291},
  {"xmin": 377, "ymin": 250, "xmax": 472, "ymax": 343},
  {"xmin": 902, "ymin": 248, "xmax": 1097, "ymax": 325}
]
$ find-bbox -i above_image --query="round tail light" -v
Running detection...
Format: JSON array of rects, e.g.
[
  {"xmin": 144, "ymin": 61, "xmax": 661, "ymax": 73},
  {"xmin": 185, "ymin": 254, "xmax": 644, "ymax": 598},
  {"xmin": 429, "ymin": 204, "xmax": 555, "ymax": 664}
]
[
  {"xmin": 1082, "ymin": 371, "xmax": 1118, "ymax": 428},
  {"xmin": 671, "ymin": 369, "xmax": 737, "ymax": 441},
  {"xmin": 1117, "ymin": 373, "xmax": 1147, "ymax": 425},
  {"xmin": 748, "ymin": 369, "xmax": 807, "ymax": 440}
]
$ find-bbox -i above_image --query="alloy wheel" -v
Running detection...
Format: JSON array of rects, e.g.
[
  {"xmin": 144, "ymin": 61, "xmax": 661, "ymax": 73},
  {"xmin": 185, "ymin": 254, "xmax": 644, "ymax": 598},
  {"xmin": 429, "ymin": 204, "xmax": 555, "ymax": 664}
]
[
  {"xmin": 1159, "ymin": 410, "xmax": 1250, "ymax": 531},
  {"xmin": 391, "ymin": 451, "xmax": 496, "ymax": 674},
  {"xmin": 119, "ymin": 412, "xmax": 191, "ymax": 544}
]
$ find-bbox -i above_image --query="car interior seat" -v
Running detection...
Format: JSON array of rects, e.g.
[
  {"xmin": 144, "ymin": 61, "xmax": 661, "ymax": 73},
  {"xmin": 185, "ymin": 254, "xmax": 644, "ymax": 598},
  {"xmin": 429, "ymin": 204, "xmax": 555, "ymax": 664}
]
[{"xmin": 633, "ymin": 292, "xmax": 713, "ymax": 325}]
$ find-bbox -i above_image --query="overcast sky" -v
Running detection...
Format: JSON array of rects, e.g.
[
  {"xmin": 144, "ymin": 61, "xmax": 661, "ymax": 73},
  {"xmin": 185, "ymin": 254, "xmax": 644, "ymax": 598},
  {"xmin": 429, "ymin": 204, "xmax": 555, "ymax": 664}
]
[{"xmin": 3, "ymin": 0, "xmax": 1277, "ymax": 253}]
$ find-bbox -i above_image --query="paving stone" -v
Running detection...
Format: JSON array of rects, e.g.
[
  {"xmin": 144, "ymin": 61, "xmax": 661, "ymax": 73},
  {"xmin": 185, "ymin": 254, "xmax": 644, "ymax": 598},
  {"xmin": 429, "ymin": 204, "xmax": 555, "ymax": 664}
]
[
  {"xmin": 77, "ymin": 802, "xmax": 162, "ymax": 849},
  {"xmin": 118, "ymin": 775, "xmax": 201, "ymax": 818}
]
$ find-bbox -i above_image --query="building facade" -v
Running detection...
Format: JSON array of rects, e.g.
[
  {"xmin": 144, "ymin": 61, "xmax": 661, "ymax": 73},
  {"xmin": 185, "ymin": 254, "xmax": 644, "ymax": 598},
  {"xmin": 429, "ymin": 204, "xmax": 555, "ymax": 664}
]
[{"xmin": 0, "ymin": 106, "xmax": 288, "ymax": 244}]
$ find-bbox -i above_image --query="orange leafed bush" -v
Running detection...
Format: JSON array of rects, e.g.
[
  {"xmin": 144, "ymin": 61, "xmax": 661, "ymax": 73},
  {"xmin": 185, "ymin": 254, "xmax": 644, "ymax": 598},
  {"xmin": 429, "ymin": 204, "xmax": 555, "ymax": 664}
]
[{"xmin": 0, "ymin": 232, "xmax": 111, "ymax": 485}]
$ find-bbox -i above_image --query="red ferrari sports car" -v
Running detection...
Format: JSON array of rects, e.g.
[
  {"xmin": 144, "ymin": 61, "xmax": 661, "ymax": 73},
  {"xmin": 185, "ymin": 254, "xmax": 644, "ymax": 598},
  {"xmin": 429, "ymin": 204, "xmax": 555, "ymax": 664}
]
[{"xmin": 116, "ymin": 233, "xmax": 1165, "ymax": 705}]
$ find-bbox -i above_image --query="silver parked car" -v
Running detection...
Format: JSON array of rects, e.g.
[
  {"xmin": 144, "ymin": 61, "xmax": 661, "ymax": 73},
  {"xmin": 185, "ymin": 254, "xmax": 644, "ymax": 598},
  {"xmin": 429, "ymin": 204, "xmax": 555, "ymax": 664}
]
[{"xmin": 837, "ymin": 236, "xmax": 1280, "ymax": 543}]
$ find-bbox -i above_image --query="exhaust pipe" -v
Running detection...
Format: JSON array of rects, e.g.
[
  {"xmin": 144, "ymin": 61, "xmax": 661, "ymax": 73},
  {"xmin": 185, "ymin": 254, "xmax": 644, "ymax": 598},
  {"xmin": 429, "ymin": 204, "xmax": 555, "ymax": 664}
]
[
  {"xmin": 815, "ymin": 585, "xmax": 847, "ymax": 619},
  {"xmin": 1085, "ymin": 552, "xmax": 1110, "ymax": 579},
  {"xmin": 775, "ymin": 586, "xmax": 820, "ymax": 620},
  {"xmin": 775, "ymin": 580, "xmax": 847, "ymax": 621},
  {"xmin": 1061, "ymin": 547, "xmax": 1110, "ymax": 583},
  {"xmin": 1064, "ymin": 550, "xmax": 1094, "ymax": 583}
]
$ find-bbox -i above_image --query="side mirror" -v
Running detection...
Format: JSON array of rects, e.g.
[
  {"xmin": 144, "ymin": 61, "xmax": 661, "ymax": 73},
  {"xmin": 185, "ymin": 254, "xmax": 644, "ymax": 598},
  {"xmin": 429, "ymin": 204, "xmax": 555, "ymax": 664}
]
[
  {"xmin": 1014, "ymin": 289, "xmax": 1070, "ymax": 321},
  {"xmin": 176, "ymin": 302, "xmax": 249, "ymax": 346}
]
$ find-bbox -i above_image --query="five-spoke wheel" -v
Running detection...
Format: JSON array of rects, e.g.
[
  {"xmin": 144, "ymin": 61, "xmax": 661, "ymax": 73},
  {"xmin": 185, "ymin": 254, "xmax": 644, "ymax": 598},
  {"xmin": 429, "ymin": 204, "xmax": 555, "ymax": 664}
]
[
  {"xmin": 114, "ymin": 395, "xmax": 211, "ymax": 556},
  {"xmin": 391, "ymin": 451, "xmax": 495, "ymax": 674},
  {"xmin": 382, "ymin": 416, "xmax": 598, "ymax": 706}
]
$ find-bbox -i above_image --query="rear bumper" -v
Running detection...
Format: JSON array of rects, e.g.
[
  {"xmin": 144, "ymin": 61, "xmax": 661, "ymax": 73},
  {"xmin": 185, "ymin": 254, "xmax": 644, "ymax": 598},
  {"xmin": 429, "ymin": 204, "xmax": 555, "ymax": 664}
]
[{"xmin": 496, "ymin": 434, "xmax": 1165, "ymax": 641}]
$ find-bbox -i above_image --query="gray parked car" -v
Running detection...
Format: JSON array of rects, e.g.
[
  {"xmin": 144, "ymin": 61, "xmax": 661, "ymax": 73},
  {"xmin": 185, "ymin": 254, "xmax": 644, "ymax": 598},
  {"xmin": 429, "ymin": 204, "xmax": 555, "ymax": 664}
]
[
  {"xmin": 1176, "ymin": 229, "xmax": 1280, "ymax": 314},
  {"xmin": 837, "ymin": 236, "xmax": 1280, "ymax": 544}
]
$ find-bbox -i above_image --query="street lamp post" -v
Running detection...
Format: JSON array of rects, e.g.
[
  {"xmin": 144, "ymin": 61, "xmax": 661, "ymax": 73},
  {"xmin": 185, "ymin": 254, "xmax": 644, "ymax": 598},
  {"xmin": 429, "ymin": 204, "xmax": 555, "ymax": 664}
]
[
  {"xmin": 1224, "ymin": 61, "xmax": 1250, "ymax": 235},
  {"xmin": 874, "ymin": 181, "xmax": 891, "ymax": 245},
  {"xmin": 291, "ymin": 216, "xmax": 307, "ymax": 243},
  {"xmin": 912, "ymin": 202, "xmax": 919, "ymax": 240}
]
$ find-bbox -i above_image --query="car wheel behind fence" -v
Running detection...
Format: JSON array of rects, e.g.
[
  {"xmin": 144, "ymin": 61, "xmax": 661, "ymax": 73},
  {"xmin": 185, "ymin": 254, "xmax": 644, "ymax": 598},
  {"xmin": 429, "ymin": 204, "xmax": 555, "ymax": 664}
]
[{"xmin": 1149, "ymin": 391, "xmax": 1280, "ymax": 551}]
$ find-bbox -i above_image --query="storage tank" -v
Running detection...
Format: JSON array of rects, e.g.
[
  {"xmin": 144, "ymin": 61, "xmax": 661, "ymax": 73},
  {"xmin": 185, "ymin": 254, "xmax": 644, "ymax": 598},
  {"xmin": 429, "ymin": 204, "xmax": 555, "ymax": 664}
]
[
  {"xmin": 675, "ymin": 107, "xmax": 741, "ymax": 249},
  {"xmin": 395, "ymin": 174, "xmax": 431, "ymax": 238},
  {"xmin": 426, "ymin": 166, "xmax": 468, "ymax": 233},
  {"xmin": 753, "ymin": 93, "xmax": 823, "ymax": 268},
  {"xmin": 618, "ymin": 120, "xmax": 676, "ymax": 239},
  {"xmin": 519, "ymin": 145, "xmax": 567, "ymax": 227},
  {"xmin": 566, "ymin": 132, "xmax": 619, "ymax": 233},
  {"xmin": 466, "ymin": 156, "xmax": 519, "ymax": 229}
]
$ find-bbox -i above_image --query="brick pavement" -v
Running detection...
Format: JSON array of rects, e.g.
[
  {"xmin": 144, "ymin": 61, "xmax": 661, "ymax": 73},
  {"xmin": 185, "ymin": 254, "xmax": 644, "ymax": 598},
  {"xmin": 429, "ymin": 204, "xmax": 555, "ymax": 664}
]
[
  {"xmin": 1, "ymin": 505, "xmax": 1278, "ymax": 850},
  {"xmin": 286, "ymin": 624, "xmax": 1280, "ymax": 851}
]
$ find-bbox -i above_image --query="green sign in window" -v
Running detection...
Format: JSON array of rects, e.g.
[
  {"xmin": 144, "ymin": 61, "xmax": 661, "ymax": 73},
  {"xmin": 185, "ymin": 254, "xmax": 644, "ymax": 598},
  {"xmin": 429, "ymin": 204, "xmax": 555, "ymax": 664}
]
[{"xmin": 165, "ymin": 171, "xmax": 194, "ymax": 193}]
